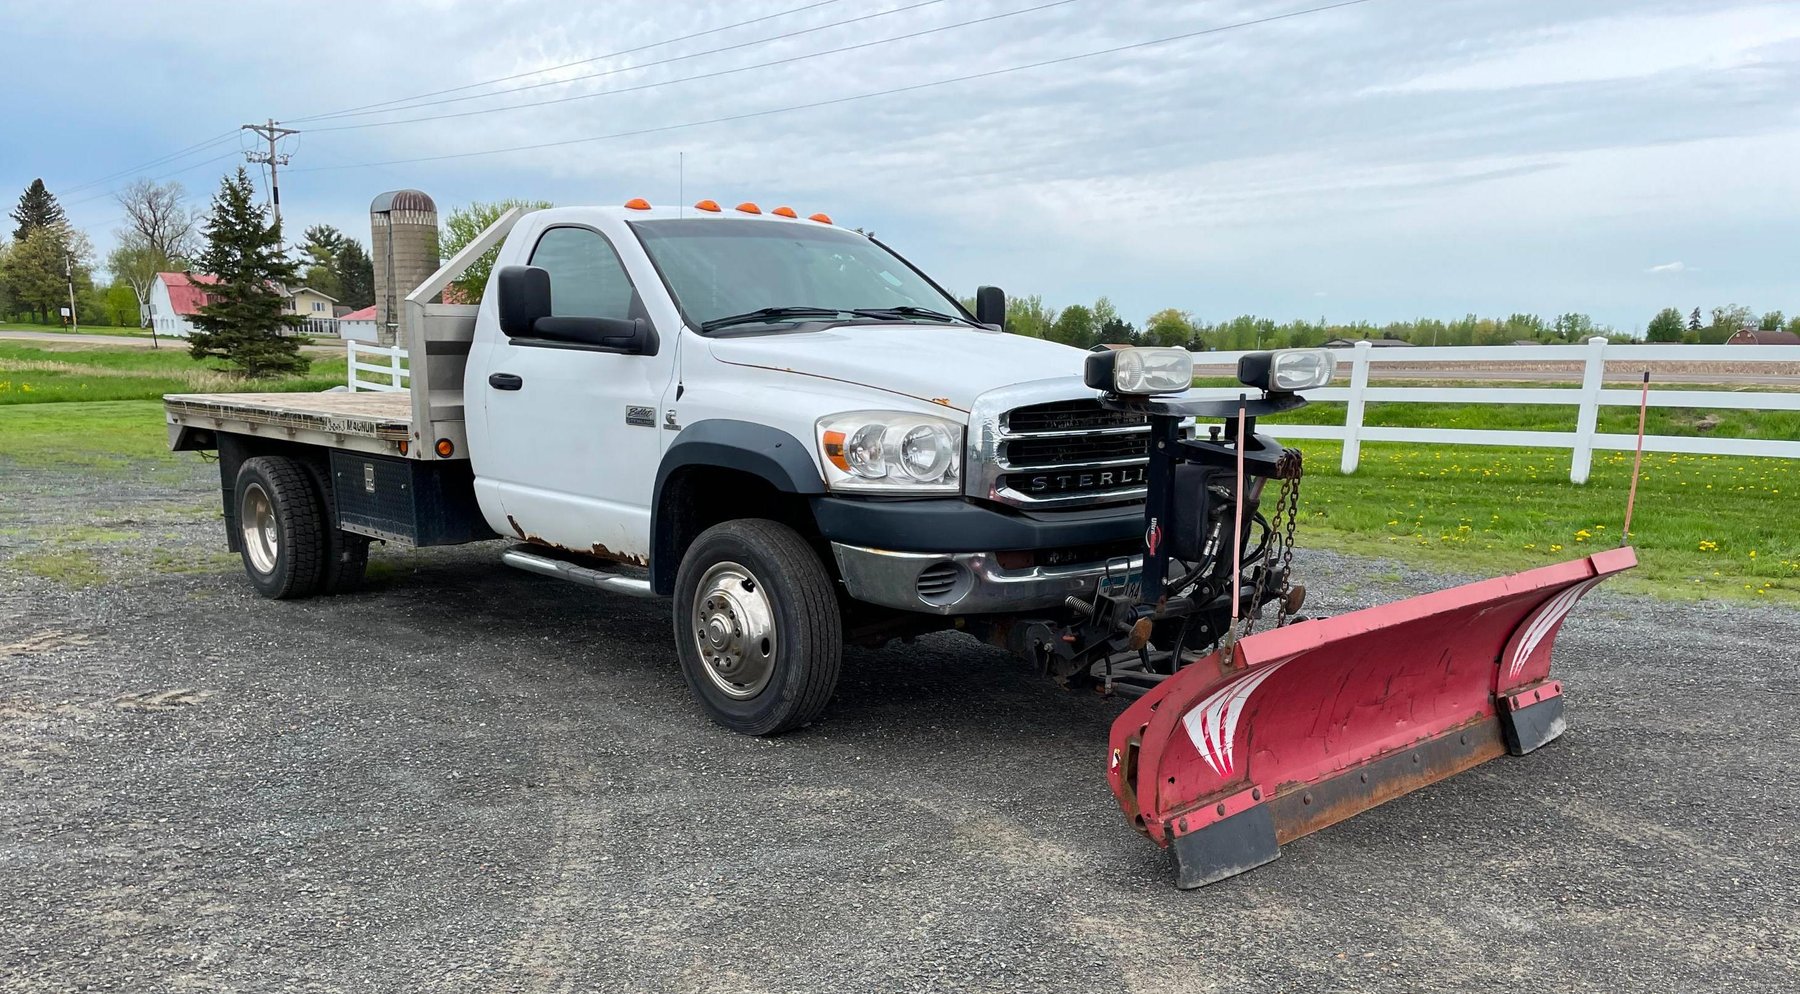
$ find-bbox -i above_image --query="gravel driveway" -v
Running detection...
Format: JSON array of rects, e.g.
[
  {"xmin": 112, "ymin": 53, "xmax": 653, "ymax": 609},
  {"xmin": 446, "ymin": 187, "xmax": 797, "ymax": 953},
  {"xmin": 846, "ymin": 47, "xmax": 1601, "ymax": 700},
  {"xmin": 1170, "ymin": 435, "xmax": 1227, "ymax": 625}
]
[{"xmin": 2, "ymin": 454, "xmax": 1796, "ymax": 992}]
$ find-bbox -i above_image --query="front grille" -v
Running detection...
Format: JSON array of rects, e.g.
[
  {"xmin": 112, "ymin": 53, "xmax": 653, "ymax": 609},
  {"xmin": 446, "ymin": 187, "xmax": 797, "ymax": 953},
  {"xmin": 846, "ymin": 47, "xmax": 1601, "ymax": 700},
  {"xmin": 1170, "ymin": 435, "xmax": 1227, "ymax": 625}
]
[
  {"xmin": 993, "ymin": 399, "xmax": 1149, "ymax": 508},
  {"xmin": 1005, "ymin": 399, "xmax": 1144, "ymax": 434},
  {"xmin": 1004, "ymin": 432, "xmax": 1148, "ymax": 467}
]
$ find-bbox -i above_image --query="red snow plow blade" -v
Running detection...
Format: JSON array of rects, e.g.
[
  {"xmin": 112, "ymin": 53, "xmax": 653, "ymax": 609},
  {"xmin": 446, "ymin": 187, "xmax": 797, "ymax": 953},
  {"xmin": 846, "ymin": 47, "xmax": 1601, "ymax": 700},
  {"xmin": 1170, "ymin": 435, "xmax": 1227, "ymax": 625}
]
[{"xmin": 1108, "ymin": 547, "xmax": 1636, "ymax": 889}]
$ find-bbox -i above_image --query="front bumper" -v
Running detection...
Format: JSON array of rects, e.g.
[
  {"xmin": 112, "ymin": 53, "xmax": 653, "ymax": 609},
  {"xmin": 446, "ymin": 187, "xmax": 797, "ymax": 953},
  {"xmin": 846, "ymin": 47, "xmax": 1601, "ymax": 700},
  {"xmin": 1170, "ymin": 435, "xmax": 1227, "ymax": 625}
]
[{"xmin": 829, "ymin": 543, "xmax": 1141, "ymax": 616}]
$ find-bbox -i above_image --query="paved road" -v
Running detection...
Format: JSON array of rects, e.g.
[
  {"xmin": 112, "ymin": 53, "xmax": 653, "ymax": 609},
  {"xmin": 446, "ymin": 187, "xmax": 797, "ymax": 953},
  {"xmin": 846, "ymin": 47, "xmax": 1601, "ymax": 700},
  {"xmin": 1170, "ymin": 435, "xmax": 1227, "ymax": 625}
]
[
  {"xmin": 1, "ymin": 330, "xmax": 339, "ymax": 352},
  {"xmin": 1, "ymin": 454, "xmax": 1796, "ymax": 992}
]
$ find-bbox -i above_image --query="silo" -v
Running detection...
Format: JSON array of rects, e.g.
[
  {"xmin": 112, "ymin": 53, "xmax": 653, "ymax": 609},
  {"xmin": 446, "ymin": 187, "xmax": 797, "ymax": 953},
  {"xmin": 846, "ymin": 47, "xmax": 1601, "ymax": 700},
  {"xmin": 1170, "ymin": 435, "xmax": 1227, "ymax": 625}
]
[{"xmin": 369, "ymin": 189, "xmax": 439, "ymax": 346}]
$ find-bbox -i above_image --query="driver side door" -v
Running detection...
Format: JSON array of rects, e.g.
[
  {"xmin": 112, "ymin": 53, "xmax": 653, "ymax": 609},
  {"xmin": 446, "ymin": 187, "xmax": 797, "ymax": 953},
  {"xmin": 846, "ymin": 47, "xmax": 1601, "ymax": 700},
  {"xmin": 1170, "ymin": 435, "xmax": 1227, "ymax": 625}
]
[{"xmin": 478, "ymin": 224, "xmax": 675, "ymax": 562}]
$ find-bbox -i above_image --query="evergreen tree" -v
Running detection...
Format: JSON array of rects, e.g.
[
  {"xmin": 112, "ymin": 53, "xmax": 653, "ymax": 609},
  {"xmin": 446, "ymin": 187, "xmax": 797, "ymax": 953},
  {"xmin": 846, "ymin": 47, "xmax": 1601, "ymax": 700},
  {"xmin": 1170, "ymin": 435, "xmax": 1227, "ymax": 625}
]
[
  {"xmin": 336, "ymin": 239, "xmax": 375, "ymax": 309},
  {"xmin": 1688, "ymin": 307, "xmax": 1702, "ymax": 334},
  {"xmin": 188, "ymin": 169, "xmax": 306, "ymax": 377},
  {"xmin": 11, "ymin": 178, "xmax": 67, "ymax": 241}
]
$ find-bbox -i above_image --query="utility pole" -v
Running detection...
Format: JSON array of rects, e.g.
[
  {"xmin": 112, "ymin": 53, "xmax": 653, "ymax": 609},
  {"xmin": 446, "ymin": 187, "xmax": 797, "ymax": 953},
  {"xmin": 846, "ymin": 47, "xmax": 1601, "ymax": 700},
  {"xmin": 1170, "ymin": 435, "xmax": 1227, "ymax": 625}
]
[
  {"xmin": 243, "ymin": 118, "xmax": 299, "ymax": 241},
  {"xmin": 64, "ymin": 254, "xmax": 79, "ymax": 333}
]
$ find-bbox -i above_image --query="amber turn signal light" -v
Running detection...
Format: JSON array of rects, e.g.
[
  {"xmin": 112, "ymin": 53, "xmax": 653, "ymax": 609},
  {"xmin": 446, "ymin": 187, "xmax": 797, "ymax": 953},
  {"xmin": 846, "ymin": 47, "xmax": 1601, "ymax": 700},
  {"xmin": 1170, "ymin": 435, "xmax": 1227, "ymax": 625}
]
[
  {"xmin": 435, "ymin": 438, "xmax": 455, "ymax": 458},
  {"xmin": 821, "ymin": 429, "xmax": 850, "ymax": 472}
]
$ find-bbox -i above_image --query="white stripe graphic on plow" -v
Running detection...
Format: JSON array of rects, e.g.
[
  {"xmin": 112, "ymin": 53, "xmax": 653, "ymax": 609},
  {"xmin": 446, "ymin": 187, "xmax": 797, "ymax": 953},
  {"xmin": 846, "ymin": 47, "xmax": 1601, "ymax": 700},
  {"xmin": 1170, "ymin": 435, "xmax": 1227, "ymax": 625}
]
[
  {"xmin": 1181, "ymin": 660, "xmax": 1292, "ymax": 778},
  {"xmin": 1507, "ymin": 579, "xmax": 1601, "ymax": 680}
]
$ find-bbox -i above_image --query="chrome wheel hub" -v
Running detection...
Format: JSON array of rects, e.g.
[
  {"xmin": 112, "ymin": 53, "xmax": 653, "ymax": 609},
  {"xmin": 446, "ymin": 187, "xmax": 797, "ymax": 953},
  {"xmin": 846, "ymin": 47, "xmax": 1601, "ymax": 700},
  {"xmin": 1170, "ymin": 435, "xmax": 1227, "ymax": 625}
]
[
  {"xmin": 240, "ymin": 482, "xmax": 279, "ymax": 576},
  {"xmin": 691, "ymin": 561, "xmax": 776, "ymax": 700}
]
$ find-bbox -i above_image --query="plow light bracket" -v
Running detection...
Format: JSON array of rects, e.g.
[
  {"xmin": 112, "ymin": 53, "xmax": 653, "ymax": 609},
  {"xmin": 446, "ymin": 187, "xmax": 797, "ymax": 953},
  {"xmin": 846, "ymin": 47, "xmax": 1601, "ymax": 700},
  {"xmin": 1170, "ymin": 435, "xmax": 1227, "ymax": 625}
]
[
  {"xmin": 1237, "ymin": 349, "xmax": 1337, "ymax": 393},
  {"xmin": 1085, "ymin": 347, "xmax": 1195, "ymax": 396}
]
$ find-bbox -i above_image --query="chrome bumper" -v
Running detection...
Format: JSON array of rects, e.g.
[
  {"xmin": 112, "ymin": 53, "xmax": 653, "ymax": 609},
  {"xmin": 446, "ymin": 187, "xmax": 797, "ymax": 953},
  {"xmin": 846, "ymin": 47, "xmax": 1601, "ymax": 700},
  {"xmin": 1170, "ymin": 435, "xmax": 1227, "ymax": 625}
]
[{"xmin": 829, "ymin": 542, "xmax": 1140, "ymax": 616}]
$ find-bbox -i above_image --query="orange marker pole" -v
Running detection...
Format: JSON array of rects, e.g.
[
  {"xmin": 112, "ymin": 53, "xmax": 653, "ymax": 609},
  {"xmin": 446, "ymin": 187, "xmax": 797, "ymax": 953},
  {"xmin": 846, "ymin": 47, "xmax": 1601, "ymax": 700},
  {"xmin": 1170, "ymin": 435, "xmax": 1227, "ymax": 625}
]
[{"xmin": 1621, "ymin": 371, "xmax": 1649, "ymax": 544}]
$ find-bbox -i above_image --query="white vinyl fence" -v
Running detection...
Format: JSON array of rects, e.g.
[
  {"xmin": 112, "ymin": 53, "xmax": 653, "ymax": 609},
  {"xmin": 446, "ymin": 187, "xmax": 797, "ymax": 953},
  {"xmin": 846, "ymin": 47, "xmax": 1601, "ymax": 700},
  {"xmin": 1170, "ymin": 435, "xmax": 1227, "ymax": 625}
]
[
  {"xmin": 1191, "ymin": 338, "xmax": 1800, "ymax": 483},
  {"xmin": 346, "ymin": 341, "xmax": 410, "ymax": 392}
]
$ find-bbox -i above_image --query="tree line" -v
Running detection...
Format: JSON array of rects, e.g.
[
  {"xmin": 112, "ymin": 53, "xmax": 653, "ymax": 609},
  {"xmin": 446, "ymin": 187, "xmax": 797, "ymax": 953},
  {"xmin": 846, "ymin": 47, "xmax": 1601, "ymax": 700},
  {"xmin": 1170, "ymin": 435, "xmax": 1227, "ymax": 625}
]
[
  {"xmin": 963, "ymin": 293, "xmax": 1799, "ymax": 351},
  {"xmin": 0, "ymin": 176, "xmax": 374, "ymax": 335}
]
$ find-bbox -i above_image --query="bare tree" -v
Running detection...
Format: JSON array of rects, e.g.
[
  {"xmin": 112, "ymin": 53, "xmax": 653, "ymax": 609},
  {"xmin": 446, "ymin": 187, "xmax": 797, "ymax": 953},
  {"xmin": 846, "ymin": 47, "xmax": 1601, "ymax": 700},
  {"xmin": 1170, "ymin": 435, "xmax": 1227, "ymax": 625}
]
[
  {"xmin": 106, "ymin": 234, "xmax": 169, "ymax": 335},
  {"xmin": 115, "ymin": 178, "xmax": 199, "ymax": 262}
]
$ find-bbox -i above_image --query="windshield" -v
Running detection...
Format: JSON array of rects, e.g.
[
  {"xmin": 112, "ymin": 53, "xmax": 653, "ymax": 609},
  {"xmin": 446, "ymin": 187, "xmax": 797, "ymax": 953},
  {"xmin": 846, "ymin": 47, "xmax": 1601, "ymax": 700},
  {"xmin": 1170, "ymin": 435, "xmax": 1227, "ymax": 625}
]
[{"xmin": 630, "ymin": 219, "xmax": 965, "ymax": 330}]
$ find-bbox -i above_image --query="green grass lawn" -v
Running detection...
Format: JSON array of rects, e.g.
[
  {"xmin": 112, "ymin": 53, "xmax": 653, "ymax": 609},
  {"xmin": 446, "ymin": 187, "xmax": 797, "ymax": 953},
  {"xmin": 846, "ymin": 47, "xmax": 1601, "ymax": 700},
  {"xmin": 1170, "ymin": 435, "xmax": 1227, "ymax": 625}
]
[
  {"xmin": 1183, "ymin": 390, "xmax": 1797, "ymax": 602},
  {"xmin": 1281, "ymin": 439, "xmax": 1796, "ymax": 604},
  {"xmin": 0, "ymin": 341, "xmax": 346, "ymax": 404}
]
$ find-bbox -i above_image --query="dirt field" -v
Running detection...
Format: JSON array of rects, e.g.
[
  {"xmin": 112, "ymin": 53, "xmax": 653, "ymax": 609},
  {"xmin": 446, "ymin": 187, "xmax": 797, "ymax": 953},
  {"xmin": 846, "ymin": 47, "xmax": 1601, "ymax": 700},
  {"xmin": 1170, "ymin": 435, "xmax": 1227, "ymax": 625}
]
[{"xmin": 3, "ymin": 452, "xmax": 1798, "ymax": 992}]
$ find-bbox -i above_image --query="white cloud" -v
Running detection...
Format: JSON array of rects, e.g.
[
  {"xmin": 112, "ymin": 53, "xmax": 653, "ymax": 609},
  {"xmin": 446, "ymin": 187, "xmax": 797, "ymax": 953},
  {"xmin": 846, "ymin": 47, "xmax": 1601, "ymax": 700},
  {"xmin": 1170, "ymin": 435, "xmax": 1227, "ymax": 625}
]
[
  {"xmin": 1377, "ymin": 5, "xmax": 1800, "ymax": 93},
  {"xmin": 1647, "ymin": 262, "xmax": 1688, "ymax": 274}
]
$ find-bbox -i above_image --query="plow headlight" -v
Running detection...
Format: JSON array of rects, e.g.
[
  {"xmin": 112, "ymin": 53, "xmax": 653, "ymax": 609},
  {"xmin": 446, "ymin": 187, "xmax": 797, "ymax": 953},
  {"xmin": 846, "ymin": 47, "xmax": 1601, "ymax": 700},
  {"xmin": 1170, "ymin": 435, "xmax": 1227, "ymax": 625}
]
[
  {"xmin": 1237, "ymin": 349, "xmax": 1337, "ymax": 393},
  {"xmin": 817, "ymin": 411, "xmax": 963, "ymax": 494},
  {"xmin": 1084, "ymin": 346, "xmax": 1194, "ymax": 395}
]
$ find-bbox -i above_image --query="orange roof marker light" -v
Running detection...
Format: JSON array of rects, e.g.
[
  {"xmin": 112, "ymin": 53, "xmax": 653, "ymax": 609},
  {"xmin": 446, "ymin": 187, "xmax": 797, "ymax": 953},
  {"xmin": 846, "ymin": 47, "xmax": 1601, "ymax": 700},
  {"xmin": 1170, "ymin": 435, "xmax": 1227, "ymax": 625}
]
[
  {"xmin": 623, "ymin": 197, "xmax": 651, "ymax": 210},
  {"xmin": 694, "ymin": 199, "xmax": 721, "ymax": 212},
  {"xmin": 735, "ymin": 202, "xmax": 762, "ymax": 214},
  {"xmin": 808, "ymin": 212, "xmax": 833, "ymax": 224},
  {"xmin": 772, "ymin": 206, "xmax": 798, "ymax": 218}
]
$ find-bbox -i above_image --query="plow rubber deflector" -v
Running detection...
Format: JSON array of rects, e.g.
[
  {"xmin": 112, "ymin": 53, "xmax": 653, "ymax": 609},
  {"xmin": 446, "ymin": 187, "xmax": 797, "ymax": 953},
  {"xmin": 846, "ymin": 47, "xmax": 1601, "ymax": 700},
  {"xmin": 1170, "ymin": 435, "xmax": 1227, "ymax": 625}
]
[{"xmin": 1108, "ymin": 548, "xmax": 1635, "ymax": 889}]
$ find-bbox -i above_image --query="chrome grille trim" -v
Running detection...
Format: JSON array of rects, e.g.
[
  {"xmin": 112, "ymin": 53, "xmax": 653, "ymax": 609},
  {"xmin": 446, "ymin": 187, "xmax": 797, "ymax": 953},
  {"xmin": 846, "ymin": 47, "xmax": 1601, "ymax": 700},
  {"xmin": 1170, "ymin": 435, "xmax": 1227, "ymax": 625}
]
[{"xmin": 964, "ymin": 378, "xmax": 1151, "ymax": 510}]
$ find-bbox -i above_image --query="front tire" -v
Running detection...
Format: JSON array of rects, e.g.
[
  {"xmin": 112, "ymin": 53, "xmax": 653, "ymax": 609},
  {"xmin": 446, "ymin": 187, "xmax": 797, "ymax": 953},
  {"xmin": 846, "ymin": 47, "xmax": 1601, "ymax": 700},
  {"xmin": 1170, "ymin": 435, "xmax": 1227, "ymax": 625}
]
[
  {"xmin": 234, "ymin": 456, "xmax": 327, "ymax": 599},
  {"xmin": 672, "ymin": 519, "xmax": 842, "ymax": 736}
]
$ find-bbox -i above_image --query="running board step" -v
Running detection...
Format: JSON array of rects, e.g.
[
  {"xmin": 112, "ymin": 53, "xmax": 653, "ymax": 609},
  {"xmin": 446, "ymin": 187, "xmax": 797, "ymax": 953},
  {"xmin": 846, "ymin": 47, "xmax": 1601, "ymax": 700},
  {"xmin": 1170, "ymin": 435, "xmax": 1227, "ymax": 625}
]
[{"xmin": 501, "ymin": 546, "xmax": 658, "ymax": 598}]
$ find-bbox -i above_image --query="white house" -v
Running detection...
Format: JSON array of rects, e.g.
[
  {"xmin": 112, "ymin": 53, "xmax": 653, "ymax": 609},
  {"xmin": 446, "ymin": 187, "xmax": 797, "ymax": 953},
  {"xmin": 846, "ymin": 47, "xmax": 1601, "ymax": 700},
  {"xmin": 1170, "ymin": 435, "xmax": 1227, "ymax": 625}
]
[{"xmin": 338, "ymin": 305, "xmax": 378, "ymax": 342}]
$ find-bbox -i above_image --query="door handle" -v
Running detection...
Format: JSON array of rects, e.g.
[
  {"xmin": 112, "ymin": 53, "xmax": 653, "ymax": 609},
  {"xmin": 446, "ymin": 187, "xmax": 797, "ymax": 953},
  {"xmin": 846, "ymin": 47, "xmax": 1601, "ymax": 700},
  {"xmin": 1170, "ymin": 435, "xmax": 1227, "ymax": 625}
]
[{"xmin": 488, "ymin": 372, "xmax": 523, "ymax": 391}]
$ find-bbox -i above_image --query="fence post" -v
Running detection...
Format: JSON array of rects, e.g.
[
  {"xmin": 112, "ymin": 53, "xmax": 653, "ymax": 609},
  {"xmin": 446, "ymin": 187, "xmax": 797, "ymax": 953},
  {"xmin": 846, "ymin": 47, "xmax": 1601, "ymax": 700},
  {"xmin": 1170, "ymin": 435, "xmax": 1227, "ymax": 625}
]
[
  {"xmin": 389, "ymin": 347, "xmax": 404, "ymax": 390},
  {"xmin": 1569, "ymin": 335, "xmax": 1608, "ymax": 484},
  {"xmin": 1340, "ymin": 341, "xmax": 1372, "ymax": 474},
  {"xmin": 346, "ymin": 342, "xmax": 358, "ymax": 391}
]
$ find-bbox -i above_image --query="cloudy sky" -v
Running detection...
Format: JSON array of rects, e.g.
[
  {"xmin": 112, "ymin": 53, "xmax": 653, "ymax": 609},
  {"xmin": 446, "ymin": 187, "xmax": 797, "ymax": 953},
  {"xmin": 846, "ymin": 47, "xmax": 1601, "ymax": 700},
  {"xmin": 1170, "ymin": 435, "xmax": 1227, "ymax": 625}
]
[{"xmin": 5, "ymin": 0, "xmax": 1797, "ymax": 331}]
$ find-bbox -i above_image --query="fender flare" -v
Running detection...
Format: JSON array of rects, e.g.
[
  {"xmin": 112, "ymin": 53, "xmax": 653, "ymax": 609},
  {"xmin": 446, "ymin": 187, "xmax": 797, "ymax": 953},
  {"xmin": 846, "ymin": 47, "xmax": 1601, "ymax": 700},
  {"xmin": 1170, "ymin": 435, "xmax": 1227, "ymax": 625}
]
[{"xmin": 650, "ymin": 419, "xmax": 826, "ymax": 593}]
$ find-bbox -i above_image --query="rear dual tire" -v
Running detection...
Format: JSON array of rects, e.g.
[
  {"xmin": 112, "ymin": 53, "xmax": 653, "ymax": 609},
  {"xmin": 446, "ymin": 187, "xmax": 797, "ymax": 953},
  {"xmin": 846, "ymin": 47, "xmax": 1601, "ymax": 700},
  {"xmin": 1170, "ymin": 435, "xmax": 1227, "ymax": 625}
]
[
  {"xmin": 234, "ymin": 455, "xmax": 368, "ymax": 599},
  {"xmin": 672, "ymin": 519, "xmax": 843, "ymax": 736}
]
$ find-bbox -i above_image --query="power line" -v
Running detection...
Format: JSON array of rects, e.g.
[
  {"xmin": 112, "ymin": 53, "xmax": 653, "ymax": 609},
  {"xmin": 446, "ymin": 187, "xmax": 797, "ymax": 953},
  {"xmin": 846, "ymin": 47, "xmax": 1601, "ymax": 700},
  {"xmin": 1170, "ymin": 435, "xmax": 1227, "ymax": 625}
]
[
  {"xmin": 62, "ymin": 147, "xmax": 245, "ymax": 210},
  {"xmin": 58, "ymin": 130, "xmax": 241, "ymax": 197},
  {"xmin": 295, "ymin": 0, "xmax": 1378, "ymax": 173},
  {"xmin": 302, "ymin": 0, "xmax": 957, "ymax": 126},
  {"xmin": 308, "ymin": 0, "xmax": 1074, "ymax": 133},
  {"xmin": 286, "ymin": 0, "xmax": 849, "ymax": 123}
]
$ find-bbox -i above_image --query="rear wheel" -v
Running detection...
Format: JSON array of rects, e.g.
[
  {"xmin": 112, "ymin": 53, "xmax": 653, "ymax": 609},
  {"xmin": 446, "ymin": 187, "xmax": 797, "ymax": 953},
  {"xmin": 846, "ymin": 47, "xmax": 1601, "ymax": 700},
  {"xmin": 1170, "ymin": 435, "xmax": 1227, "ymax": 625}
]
[
  {"xmin": 672, "ymin": 519, "xmax": 842, "ymax": 736},
  {"xmin": 234, "ymin": 456, "xmax": 327, "ymax": 599}
]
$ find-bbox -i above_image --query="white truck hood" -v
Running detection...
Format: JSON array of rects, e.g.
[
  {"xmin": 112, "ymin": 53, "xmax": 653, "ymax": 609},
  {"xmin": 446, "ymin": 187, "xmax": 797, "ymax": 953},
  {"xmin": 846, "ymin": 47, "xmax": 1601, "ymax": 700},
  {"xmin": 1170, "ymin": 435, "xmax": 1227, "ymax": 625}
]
[{"xmin": 707, "ymin": 323, "xmax": 1087, "ymax": 411}]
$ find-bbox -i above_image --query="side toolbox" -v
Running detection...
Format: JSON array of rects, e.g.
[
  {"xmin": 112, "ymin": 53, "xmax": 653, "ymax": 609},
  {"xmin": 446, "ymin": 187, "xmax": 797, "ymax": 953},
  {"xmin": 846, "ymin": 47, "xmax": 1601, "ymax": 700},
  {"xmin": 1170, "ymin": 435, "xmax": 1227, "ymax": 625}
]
[{"xmin": 329, "ymin": 451, "xmax": 497, "ymax": 548}]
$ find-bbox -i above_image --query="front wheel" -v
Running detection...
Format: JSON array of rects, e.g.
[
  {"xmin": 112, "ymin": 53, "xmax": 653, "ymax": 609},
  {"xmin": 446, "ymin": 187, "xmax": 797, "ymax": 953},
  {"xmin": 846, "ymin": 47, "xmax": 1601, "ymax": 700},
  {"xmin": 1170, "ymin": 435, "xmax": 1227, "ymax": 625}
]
[{"xmin": 672, "ymin": 519, "xmax": 842, "ymax": 736}]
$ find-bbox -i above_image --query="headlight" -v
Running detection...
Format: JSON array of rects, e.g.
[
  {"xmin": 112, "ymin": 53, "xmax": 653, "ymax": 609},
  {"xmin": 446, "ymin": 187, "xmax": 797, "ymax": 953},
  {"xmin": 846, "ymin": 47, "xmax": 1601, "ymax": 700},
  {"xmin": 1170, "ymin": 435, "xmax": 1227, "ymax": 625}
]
[
  {"xmin": 1237, "ymin": 348, "xmax": 1337, "ymax": 393},
  {"xmin": 1082, "ymin": 346, "xmax": 1194, "ymax": 395},
  {"xmin": 817, "ymin": 411, "xmax": 963, "ymax": 493}
]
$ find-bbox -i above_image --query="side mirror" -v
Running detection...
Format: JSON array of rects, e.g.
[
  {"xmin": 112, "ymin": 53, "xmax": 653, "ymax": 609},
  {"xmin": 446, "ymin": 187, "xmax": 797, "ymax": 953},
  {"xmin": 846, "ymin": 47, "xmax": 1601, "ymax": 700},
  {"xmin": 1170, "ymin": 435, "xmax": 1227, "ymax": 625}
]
[
  {"xmin": 497, "ymin": 265, "xmax": 551, "ymax": 338},
  {"xmin": 495, "ymin": 264, "xmax": 658, "ymax": 354},
  {"xmin": 974, "ymin": 285, "xmax": 1006, "ymax": 330}
]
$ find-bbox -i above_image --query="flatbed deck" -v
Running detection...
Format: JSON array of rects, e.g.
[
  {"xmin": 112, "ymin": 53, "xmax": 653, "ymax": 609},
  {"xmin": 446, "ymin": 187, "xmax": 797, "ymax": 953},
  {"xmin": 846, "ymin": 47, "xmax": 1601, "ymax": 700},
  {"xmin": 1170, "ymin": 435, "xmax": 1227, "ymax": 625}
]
[{"xmin": 165, "ymin": 390, "xmax": 426, "ymax": 457}]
